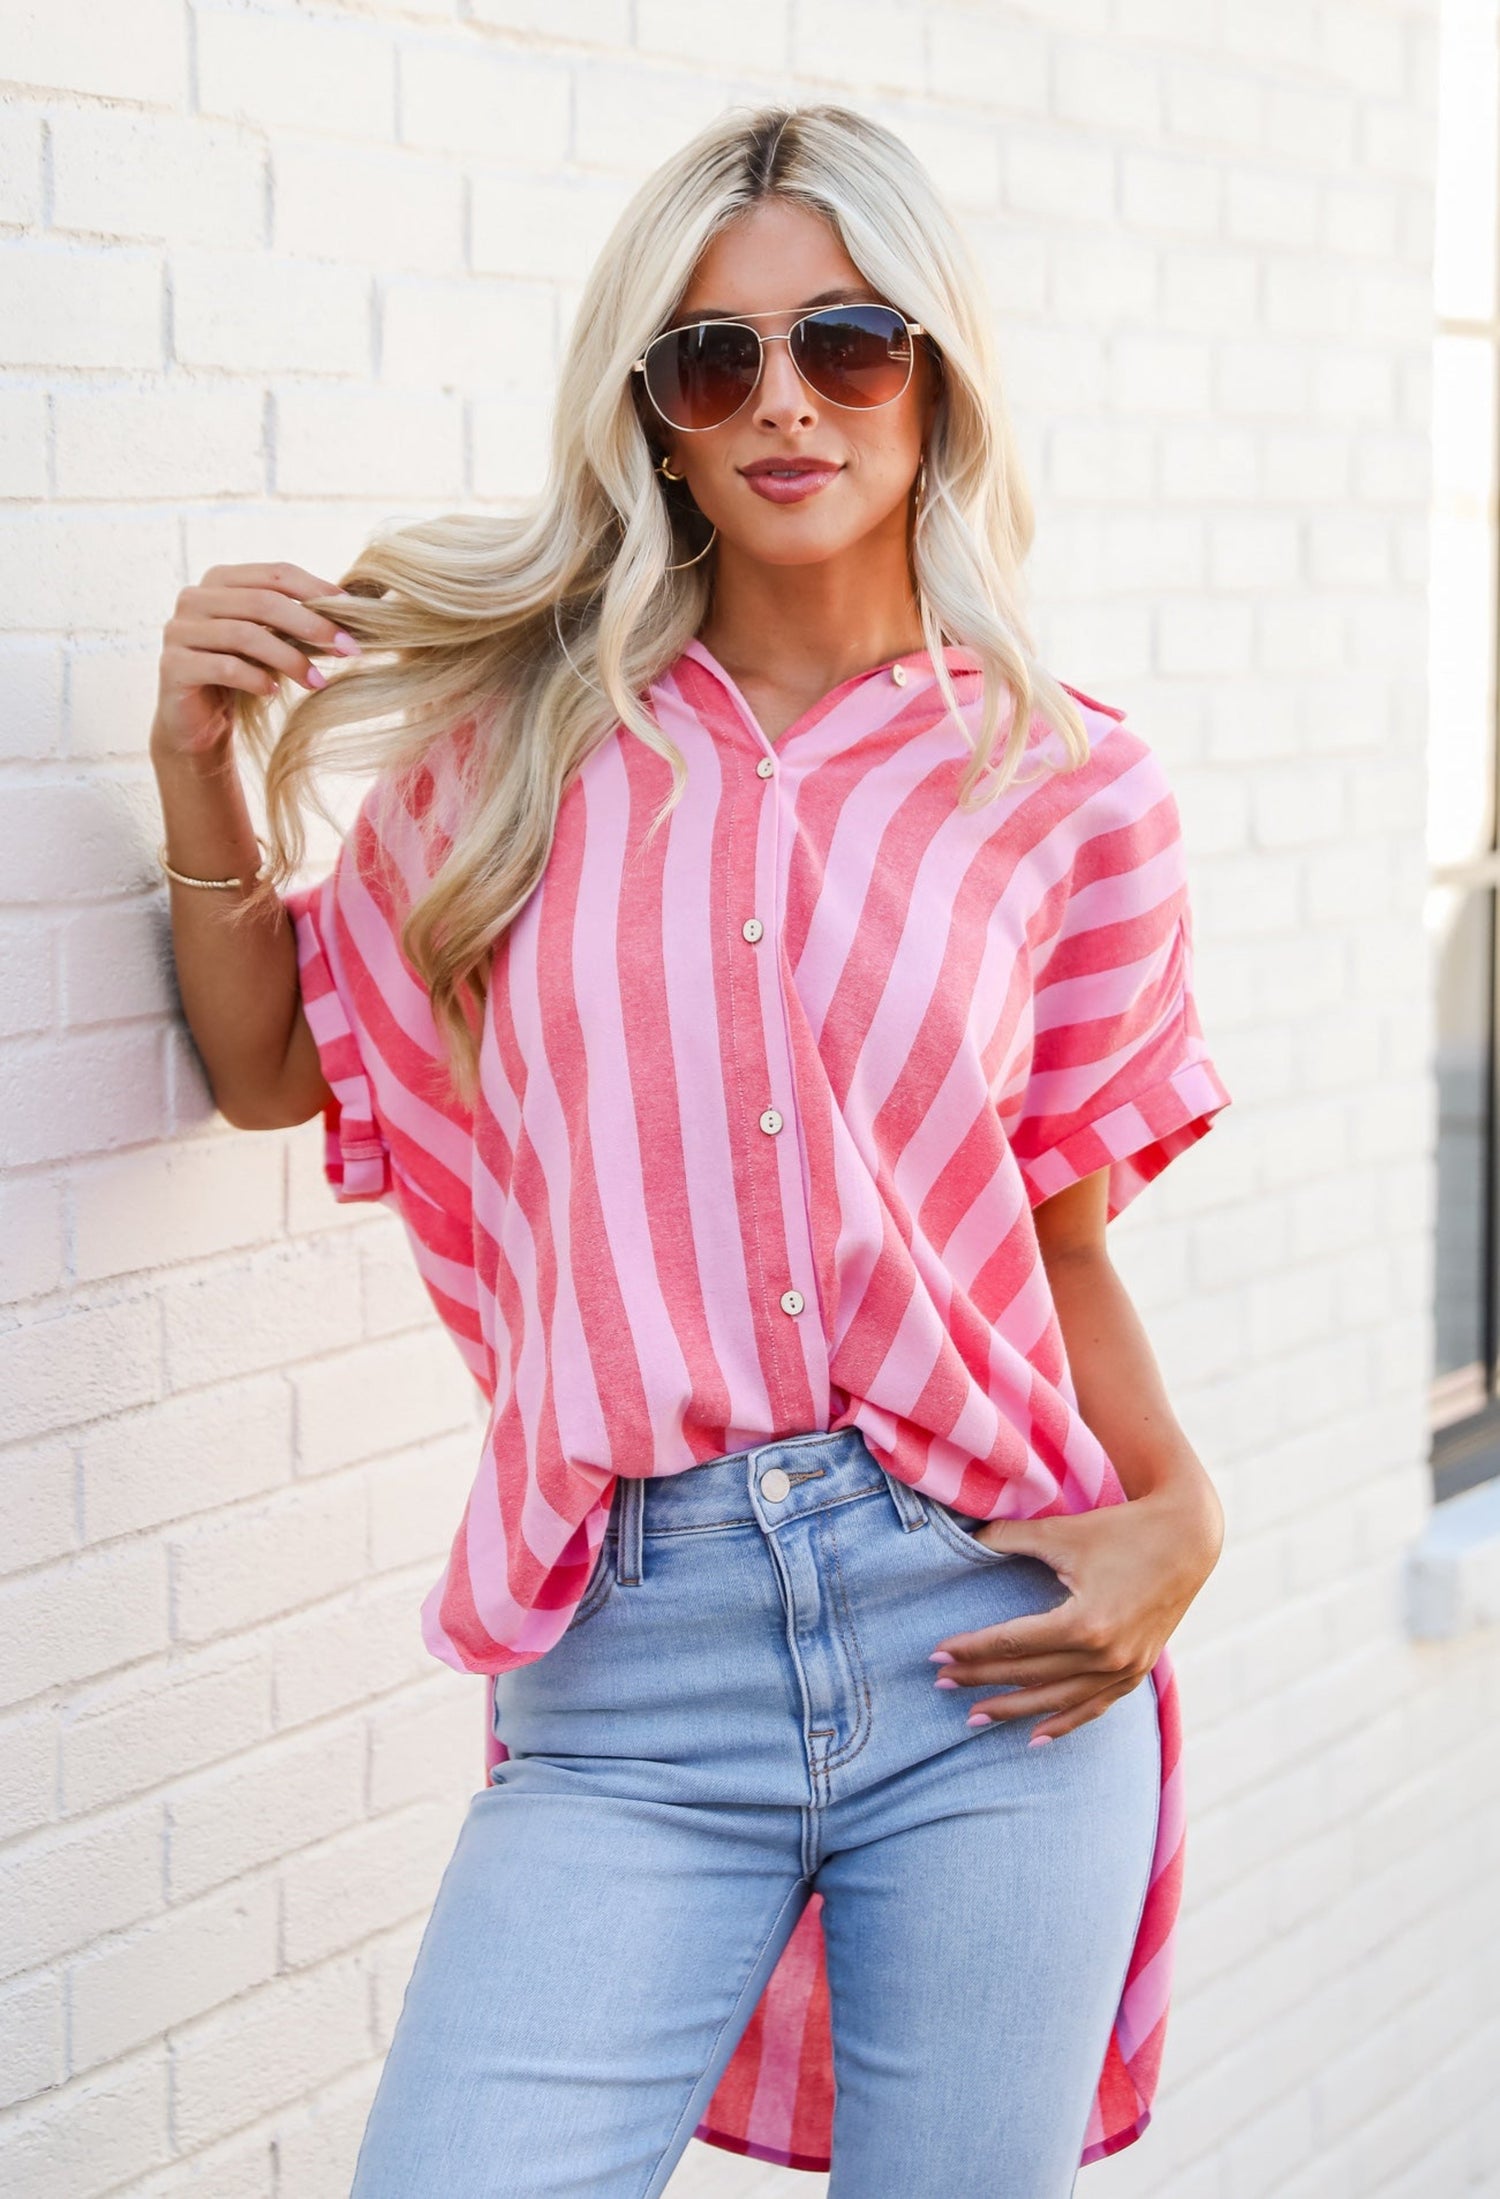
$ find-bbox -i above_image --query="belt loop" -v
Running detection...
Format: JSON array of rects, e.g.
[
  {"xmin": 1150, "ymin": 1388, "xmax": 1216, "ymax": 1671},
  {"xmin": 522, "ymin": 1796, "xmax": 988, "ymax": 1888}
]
[
  {"xmin": 618, "ymin": 1474, "xmax": 644, "ymax": 1585},
  {"xmin": 882, "ymin": 1465, "xmax": 928, "ymax": 1533}
]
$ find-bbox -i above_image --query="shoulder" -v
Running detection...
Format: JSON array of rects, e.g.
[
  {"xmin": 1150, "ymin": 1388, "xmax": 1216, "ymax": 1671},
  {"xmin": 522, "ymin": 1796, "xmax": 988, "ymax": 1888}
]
[{"xmin": 1030, "ymin": 683, "xmax": 1180, "ymax": 846}]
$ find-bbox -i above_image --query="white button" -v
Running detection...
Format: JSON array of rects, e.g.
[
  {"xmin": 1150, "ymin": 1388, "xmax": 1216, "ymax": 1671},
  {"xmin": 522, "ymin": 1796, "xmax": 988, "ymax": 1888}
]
[
  {"xmin": 742, "ymin": 917, "xmax": 763, "ymax": 943},
  {"xmin": 891, "ymin": 663, "xmax": 908, "ymax": 686},
  {"xmin": 756, "ymin": 756, "xmax": 776, "ymax": 778},
  {"xmin": 779, "ymin": 1288, "xmax": 804, "ymax": 1316},
  {"xmin": 760, "ymin": 1467, "xmax": 792, "ymax": 1502},
  {"xmin": 759, "ymin": 1107, "xmax": 783, "ymax": 1135}
]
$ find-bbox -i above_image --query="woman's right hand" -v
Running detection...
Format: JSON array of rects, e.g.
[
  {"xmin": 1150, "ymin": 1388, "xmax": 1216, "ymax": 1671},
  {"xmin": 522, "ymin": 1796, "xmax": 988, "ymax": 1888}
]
[{"xmin": 152, "ymin": 562, "xmax": 362, "ymax": 758}]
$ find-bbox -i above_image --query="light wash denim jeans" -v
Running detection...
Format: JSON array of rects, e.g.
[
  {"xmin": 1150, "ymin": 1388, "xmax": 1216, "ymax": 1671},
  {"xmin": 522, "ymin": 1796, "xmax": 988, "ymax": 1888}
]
[{"xmin": 349, "ymin": 1426, "xmax": 1161, "ymax": 2199}]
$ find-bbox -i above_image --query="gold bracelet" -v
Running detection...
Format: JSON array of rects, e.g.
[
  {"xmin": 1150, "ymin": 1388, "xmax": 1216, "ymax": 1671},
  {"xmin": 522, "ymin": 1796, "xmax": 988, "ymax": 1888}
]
[{"xmin": 157, "ymin": 835, "xmax": 271, "ymax": 891}]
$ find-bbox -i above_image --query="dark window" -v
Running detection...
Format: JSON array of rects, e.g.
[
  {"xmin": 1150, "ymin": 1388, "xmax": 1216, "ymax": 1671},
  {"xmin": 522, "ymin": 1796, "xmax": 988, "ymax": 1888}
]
[{"xmin": 1430, "ymin": 0, "xmax": 1500, "ymax": 1501}]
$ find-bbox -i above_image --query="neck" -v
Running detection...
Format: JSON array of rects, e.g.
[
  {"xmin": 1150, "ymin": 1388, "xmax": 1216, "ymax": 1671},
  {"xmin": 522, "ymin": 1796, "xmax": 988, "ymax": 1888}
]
[{"xmin": 696, "ymin": 506, "xmax": 927, "ymax": 690}]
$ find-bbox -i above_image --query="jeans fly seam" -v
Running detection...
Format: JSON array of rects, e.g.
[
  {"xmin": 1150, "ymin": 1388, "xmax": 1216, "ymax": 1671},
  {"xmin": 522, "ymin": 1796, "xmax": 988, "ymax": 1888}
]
[{"xmin": 818, "ymin": 1510, "xmax": 873, "ymax": 1775}]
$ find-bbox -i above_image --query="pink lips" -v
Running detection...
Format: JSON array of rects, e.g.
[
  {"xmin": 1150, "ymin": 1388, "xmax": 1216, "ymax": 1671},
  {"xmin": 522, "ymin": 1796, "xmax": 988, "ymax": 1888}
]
[{"xmin": 741, "ymin": 462, "xmax": 842, "ymax": 506}]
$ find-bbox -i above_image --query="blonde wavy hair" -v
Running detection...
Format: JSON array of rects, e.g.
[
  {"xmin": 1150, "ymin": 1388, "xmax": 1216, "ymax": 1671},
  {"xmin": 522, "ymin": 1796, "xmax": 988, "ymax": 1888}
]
[{"xmin": 237, "ymin": 99, "xmax": 1090, "ymax": 1107}]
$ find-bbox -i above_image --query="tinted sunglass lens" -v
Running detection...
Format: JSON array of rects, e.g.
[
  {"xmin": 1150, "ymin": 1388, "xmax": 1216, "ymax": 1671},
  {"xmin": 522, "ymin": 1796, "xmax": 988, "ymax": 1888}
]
[
  {"xmin": 794, "ymin": 306, "xmax": 913, "ymax": 407},
  {"xmin": 646, "ymin": 323, "xmax": 760, "ymax": 430}
]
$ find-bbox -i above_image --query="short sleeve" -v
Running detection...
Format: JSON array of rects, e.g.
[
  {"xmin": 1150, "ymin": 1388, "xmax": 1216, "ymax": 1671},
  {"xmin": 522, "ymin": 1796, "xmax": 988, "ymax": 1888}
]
[
  {"xmin": 282, "ymin": 747, "xmax": 474, "ymax": 1214},
  {"xmin": 1005, "ymin": 727, "xmax": 1232, "ymax": 1221}
]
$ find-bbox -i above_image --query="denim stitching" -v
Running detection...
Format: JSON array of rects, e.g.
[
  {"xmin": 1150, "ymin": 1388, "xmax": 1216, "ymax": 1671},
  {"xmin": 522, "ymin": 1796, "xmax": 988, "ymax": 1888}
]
[{"xmin": 818, "ymin": 1509, "xmax": 873, "ymax": 1774}]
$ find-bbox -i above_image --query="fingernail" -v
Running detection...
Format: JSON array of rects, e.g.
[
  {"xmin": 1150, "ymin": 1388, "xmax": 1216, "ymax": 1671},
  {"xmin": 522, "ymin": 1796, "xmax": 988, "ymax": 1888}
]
[
  {"xmin": 306, "ymin": 665, "xmax": 328, "ymax": 689},
  {"xmin": 332, "ymin": 631, "xmax": 362, "ymax": 656},
  {"xmin": 966, "ymin": 1712, "xmax": 992, "ymax": 1728},
  {"xmin": 934, "ymin": 1676, "xmax": 959, "ymax": 1691},
  {"xmin": 928, "ymin": 1651, "xmax": 955, "ymax": 1665},
  {"xmin": 1028, "ymin": 1732, "xmax": 1053, "ymax": 1747}
]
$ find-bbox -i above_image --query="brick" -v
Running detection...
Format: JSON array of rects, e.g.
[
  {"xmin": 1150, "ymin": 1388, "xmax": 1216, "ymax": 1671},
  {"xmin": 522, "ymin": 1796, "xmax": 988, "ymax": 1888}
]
[
  {"xmin": 1165, "ymin": 62, "xmax": 1265, "ymax": 154},
  {"xmin": 166, "ymin": 1722, "xmax": 365, "ymax": 1903},
  {"xmin": 269, "ymin": 1572, "xmax": 433, "ymax": 1731},
  {"xmin": 158, "ymin": 1234, "xmax": 365, "ymax": 1391},
  {"xmin": 0, "ymin": 1178, "xmax": 63, "ymax": 1310},
  {"xmin": 70, "ymin": 1877, "xmax": 277, "ymax": 2072},
  {"xmin": 571, "ymin": 65, "xmax": 731, "ymax": 175},
  {"xmin": 121, "ymin": 2125, "xmax": 275, "ymax": 2199},
  {"xmin": 292, "ymin": 1329, "xmax": 472, "ymax": 1476},
  {"xmin": 0, "ymin": 639, "xmax": 62, "ymax": 760},
  {"xmin": 635, "ymin": 0, "xmax": 789, "ymax": 68},
  {"xmin": 74, "ymin": 1134, "xmax": 286, "ymax": 1285},
  {"xmin": 0, "ymin": 909, "xmax": 57, "ymax": 1036},
  {"xmin": 58, "ymin": 897, "xmax": 175, "ymax": 1031},
  {"xmin": 272, "ymin": 139, "xmax": 463, "ymax": 274},
  {"xmin": 0, "ymin": 773, "xmax": 164, "ymax": 902},
  {"xmin": 0, "ymin": 1968, "xmax": 65, "ymax": 2110},
  {"xmin": 196, "ymin": 6, "xmax": 395, "ymax": 140},
  {"xmin": 49, "ymin": 109, "xmax": 265, "ymax": 250},
  {"xmin": 0, "ymin": 1793, "xmax": 164, "ymax": 1975},
  {"xmin": 0, "ymin": 1698, "xmax": 55, "ymax": 1844},
  {"xmin": 79, "ymin": 1371, "xmax": 292, "ymax": 1542},
  {"xmin": 470, "ymin": 0, "xmax": 626, "ymax": 33},
  {"xmin": 0, "ymin": 0, "xmax": 185, "ymax": 103},
  {"xmin": 1120, "ymin": 148, "xmax": 1223, "ymax": 235},
  {"xmin": 260, "ymin": 2073, "xmax": 376, "ymax": 2199},
  {"xmin": 367, "ymin": 1670, "xmax": 476, "ymax": 1816},
  {"xmin": 398, "ymin": 40, "xmax": 569, "ymax": 162},
  {"xmin": 60, "ymin": 1641, "xmax": 271, "ymax": 1815},
  {"xmin": 281, "ymin": 1803, "xmax": 454, "ymax": 1966},
  {"xmin": 54, "ymin": 381, "xmax": 265, "ymax": 501},
  {"xmin": 0, "ymin": 244, "xmax": 162, "ymax": 371},
  {"xmin": 0, "ymin": 99, "xmax": 43, "ymax": 225},
  {"xmin": 469, "ymin": 388, "xmax": 552, "ymax": 500},
  {"xmin": 792, "ymin": 0, "xmax": 925, "ymax": 86},
  {"xmin": 172, "ymin": 1951, "xmax": 370, "ymax": 2154},
  {"xmin": 381, "ymin": 275, "xmax": 552, "ymax": 390},
  {"xmin": 1055, "ymin": 38, "xmax": 1163, "ymax": 133},
  {"xmin": 66, "ymin": 643, "xmax": 158, "ymax": 761},
  {"xmin": 0, "ymin": 511, "xmax": 179, "ymax": 632},
  {"xmin": 0, "ymin": 1430, "xmax": 73, "ymax": 1575},
  {"xmin": 879, "ymin": 107, "xmax": 1001, "ymax": 209},
  {"xmin": 0, "ymin": 1293, "xmax": 160, "ymax": 1449},
  {"xmin": 927, "ymin": 11, "xmax": 1048, "ymax": 110},
  {"xmin": 0, "ymin": 2047, "xmax": 169, "ymax": 2199},
  {"xmin": 273, "ymin": 384, "xmax": 463, "ymax": 499},
  {"xmin": 167, "ymin": 1475, "xmax": 367, "ymax": 1644},
  {"xmin": 367, "ymin": 1429, "xmax": 478, "ymax": 1573},
  {"xmin": 0, "ymin": 384, "xmax": 46, "ymax": 496},
  {"xmin": 0, "ymin": 1537, "xmax": 168, "ymax": 1714},
  {"xmin": 470, "ymin": 169, "xmax": 631, "ymax": 283},
  {"xmin": 173, "ymin": 251, "xmax": 371, "ymax": 377}
]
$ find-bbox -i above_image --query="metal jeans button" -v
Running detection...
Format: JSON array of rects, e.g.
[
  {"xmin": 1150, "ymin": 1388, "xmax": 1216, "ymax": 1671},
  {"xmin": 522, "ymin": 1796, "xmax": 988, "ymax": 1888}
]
[{"xmin": 760, "ymin": 1467, "xmax": 792, "ymax": 1502}]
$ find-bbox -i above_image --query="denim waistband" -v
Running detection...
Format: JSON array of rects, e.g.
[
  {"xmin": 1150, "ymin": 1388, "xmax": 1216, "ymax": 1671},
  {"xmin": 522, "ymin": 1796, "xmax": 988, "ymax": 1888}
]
[{"xmin": 611, "ymin": 1426, "xmax": 922, "ymax": 1542}]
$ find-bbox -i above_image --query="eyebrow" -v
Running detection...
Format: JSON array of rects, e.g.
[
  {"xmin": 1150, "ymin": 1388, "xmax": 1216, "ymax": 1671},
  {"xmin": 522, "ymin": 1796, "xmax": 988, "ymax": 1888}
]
[{"xmin": 673, "ymin": 285, "xmax": 878, "ymax": 322}]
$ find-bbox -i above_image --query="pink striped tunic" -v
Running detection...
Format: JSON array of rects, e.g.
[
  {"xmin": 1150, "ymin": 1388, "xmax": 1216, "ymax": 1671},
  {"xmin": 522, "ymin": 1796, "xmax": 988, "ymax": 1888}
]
[{"xmin": 284, "ymin": 636, "xmax": 1231, "ymax": 2172}]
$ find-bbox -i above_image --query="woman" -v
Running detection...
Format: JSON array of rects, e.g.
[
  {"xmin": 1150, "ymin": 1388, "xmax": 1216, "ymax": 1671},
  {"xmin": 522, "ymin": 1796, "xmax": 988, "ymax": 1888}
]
[{"xmin": 151, "ymin": 102, "xmax": 1230, "ymax": 2199}]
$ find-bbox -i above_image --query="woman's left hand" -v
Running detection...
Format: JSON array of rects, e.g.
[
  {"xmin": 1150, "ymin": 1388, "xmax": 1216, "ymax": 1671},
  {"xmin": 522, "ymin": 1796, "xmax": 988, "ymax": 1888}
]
[{"xmin": 928, "ymin": 1480, "xmax": 1224, "ymax": 1742}]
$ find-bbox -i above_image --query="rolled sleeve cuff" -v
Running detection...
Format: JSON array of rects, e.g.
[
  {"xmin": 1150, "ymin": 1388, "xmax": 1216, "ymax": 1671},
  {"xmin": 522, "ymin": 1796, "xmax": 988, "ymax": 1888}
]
[
  {"xmin": 284, "ymin": 879, "xmax": 395, "ymax": 1206},
  {"xmin": 1018, "ymin": 1056, "xmax": 1232, "ymax": 1221}
]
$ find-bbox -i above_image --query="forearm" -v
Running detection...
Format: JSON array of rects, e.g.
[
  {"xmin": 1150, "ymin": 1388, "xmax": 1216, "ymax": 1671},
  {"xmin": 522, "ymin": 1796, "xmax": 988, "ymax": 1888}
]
[
  {"xmin": 152, "ymin": 733, "xmax": 317, "ymax": 1129},
  {"xmin": 1042, "ymin": 1241, "xmax": 1224, "ymax": 1545}
]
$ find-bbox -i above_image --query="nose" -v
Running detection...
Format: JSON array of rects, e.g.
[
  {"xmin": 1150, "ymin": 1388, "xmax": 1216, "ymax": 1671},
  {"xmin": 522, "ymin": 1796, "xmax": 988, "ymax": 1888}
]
[{"xmin": 754, "ymin": 331, "xmax": 816, "ymax": 425}]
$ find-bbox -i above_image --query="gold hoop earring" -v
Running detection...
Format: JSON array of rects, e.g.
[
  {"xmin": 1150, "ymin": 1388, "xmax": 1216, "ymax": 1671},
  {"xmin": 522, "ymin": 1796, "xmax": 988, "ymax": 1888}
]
[
  {"xmin": 665, "ymin": 527, "xmax": 717, "ymax": 570},
  {"xmin": 657, "ymin": 450, "xmax": 716, "ymax": 568}
]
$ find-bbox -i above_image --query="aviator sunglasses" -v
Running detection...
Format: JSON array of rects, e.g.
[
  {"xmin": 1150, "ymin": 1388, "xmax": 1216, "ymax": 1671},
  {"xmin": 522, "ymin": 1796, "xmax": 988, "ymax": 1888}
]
[{"xmin": 633, "ymin": 301, "xmax": 929, "ymax": 433}]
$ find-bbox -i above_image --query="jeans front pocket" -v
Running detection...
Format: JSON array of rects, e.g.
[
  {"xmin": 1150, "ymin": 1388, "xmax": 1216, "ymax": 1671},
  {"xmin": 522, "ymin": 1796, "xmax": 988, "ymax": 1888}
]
[
  {"xmin": 564, "ymin": 1530, "xmax": 617, "ymax": 1630},
  {"xmin": 919, "ymin": 1492, "xmax": 1021, "ymax": 1566}
]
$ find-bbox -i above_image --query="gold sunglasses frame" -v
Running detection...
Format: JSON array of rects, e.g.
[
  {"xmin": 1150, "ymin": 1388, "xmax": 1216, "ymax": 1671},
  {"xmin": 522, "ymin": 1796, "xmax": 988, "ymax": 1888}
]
[{"xmin": 632, "ymin": 302, "xmax": 929, "ymax": 432}]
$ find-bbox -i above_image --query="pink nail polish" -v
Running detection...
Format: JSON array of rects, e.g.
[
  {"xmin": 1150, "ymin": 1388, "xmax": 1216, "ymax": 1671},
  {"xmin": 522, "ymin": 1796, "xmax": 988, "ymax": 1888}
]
[
  {"xmin": 1028, "ymin": 1732, "xmax": 1053, "ymax": 1747},
  {"xmin": 928, "ymin": 1651, "xmax": 954, "ymax": 1665},
  {"xmin": 306, "ymin": 664, "xmax": 328, "ymax": 689},
  {"xmin": 934, "ymin": 1676, "xmax": 959, "ymax": 1690},
  {"xmin": 966, "ymin": 1711, "xmax": 991, "ymax": 1728},
  {"xmin": 332, "ymin": 631, "xmax": 362, "ymax": 656}
]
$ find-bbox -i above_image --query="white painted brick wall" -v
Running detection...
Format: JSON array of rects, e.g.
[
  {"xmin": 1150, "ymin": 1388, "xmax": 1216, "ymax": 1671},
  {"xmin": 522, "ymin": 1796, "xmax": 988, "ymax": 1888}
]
[{"xmin": 2, "ymin": 4, "xmax": 1493, "ymax": 2197}]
